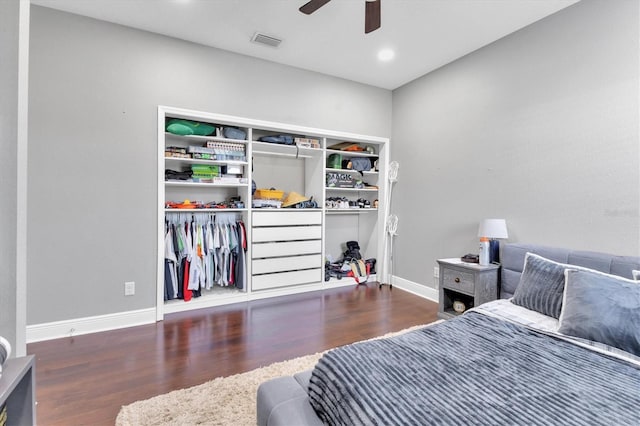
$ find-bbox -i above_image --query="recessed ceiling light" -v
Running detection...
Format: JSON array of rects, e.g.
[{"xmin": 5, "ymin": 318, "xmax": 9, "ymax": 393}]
[{"xmin": 377, "ymin": 49, "xmax": 395, "ymax": 62}]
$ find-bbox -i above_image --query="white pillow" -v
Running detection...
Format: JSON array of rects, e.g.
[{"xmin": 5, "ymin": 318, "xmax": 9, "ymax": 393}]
[{"xmin": 632, "ymin": 269, "xmax": 640, "ymax": 280}]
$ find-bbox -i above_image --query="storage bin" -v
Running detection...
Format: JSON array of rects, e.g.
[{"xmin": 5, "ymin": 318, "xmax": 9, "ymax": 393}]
[{"xmin": 254, "ymin": 189, "xmax": 284, "ymax": 200}]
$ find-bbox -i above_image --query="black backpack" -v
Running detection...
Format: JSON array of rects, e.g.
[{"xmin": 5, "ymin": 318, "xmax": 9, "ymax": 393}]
[{"xmin": 343, "ymin": 241, "xmax": 362, "ymax": 261}]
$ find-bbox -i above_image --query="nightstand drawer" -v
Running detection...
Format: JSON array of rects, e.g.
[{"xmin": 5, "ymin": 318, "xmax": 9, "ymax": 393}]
[{"xmin": 442, "ymin": 268, "xmax": 474, "ymax": 294}]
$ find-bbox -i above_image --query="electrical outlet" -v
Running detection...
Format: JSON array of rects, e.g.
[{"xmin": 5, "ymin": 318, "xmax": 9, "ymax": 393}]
[
  {"xmin": 433, "ymin": 266, "xmax": 439, "ymax": 278},
  {"xmin": 124, "ymin": 281, "xmax": 135, "ymax": 296}
]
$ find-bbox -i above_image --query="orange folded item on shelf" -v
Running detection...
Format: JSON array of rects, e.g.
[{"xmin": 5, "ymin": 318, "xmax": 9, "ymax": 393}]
[{"xmin": 329, "ymin": 142, "xmax": 364, "ymax": 151}]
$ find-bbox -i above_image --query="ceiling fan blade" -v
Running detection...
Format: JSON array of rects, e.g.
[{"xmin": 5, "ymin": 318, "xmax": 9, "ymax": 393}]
[
  {"xmin": 365, "ymin": 0, "xmax": 381, "ymax": 33},
  {"xmin": 299, "ymin": 0, "xmax": 331, "ymax": 15}
]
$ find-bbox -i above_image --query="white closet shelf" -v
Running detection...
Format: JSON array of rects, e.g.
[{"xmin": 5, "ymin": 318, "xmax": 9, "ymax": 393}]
[
  {"xmin": 165, "ymin": 181, "xmax": 248, "ymax": 188},
  {"xmin": 325, "ymin": 273, "xmax": 377, "ymax": 287},
  {"xmin": 163, "ymin": 289, "xmax": 247, "ymax": 314},
  {"xmin": 165, "ymin": 157, "xmax": 248, "ymax": 166},
  {"xmin": 325, "ymin": 209, "xmax": 378, "ymax": 214},
  {"xmin": 325, "ymin": 187, "xmax": 378, "ymax": 192},
  {"xmin": 325, "ymin": 168, "xmax": 378, "ymax": 175},
  {"xmin": 165, "ymin": 132, "xmax": 249, "ymax": 144},
  {"xmin": 251, "ymin": 208, "xmax": 322, "ymax": 212},
  {"xmin": 325, "ymin": 149, "xmax": 378, "ymax": 158},
  {"xmin": 165, "ymin": 208, "xmax": 248, "ymax": 213}
]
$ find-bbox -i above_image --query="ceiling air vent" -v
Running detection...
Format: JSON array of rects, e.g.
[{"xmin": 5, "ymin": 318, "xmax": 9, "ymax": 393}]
[{"xmin": 251, "ymin": 32, "xmax": 282, "ymax": 48}]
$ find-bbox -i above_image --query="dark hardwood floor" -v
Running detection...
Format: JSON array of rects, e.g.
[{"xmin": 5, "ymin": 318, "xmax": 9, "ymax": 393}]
[{"xmin": 27, "ymin": 283, "xmax": 438, "ymax": 425}]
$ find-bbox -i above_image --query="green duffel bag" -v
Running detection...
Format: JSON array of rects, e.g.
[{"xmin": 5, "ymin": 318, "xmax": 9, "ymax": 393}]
[{"xmin": 166, "ymin": 119, "xmax": 216, "ymax": 136}]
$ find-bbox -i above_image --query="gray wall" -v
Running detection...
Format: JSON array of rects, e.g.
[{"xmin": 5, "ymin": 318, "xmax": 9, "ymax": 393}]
[
  {"xmin": 391, "ymin": 0, "xmax": 639, "ymax": 288},
  {"xmin": 28, "ymin": 6, "xmax": 391, "ymax": 324},
  {"xmin": 0, "ymin": 0, "xmax": 29, "ymax": 356}
]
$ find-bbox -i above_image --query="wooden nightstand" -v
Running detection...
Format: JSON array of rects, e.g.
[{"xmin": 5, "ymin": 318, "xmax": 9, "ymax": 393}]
[{"xmin": 437, "ymin": 258, "xmax": 499, "ymax": 320}]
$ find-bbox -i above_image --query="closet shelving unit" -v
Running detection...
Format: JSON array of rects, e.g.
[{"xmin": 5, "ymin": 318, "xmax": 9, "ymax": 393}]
[
  {"xmin": 250, "ymin": 123, "xmax": 325, "ymax": 295},
  {"xmin": 160, "ymin": 108, "xmax": 252, "ymax": 318},
  {"xmin": 157, "ymin": 106, "xmax": 388, "ymax": 320},
  {"xmin": 323, "ymin": 139, "xmax": 385, "ymax": 285},
  {"xmin": 163, "ymin": 133, "xmax": 250, "ymax": 207}
]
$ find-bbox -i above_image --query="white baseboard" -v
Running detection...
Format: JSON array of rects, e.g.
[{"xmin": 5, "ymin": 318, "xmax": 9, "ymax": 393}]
[
  {"xmin": 26, "ymin": 308, "xmax": 156, "ymax": 343},
  {"xmin": 391, "ymin": 275, "xmax": 439, "ymax": 302},
  {"xmin": 27, "ymin": 275, "xmax": 435, "ymax": 343}
]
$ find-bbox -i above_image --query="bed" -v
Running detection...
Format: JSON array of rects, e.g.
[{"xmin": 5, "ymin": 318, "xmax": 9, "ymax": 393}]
[{"xmin": 256, "ymin": 243, "xmax": 640, "ymax": 425}]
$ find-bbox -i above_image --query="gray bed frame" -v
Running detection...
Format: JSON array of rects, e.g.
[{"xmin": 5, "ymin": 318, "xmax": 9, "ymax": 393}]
[{"xmin": 256, "ymin": 243, "xmax": 640, "ymax": 426}]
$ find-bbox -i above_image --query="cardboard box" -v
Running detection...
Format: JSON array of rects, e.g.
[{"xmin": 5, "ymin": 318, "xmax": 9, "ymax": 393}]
[{"xmin": 326, "ymin": 172, "xmax": 355, "ymax": 188}]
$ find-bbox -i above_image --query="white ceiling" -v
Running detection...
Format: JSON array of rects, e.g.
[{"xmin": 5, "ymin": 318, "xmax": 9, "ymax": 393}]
[{"xmin": 31, "ymin": 0, "xmax": 580, "ymax": 90}]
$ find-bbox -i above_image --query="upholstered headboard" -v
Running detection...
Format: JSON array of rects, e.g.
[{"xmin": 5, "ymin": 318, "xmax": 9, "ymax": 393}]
[{"xmin": 500, "ymin": 243, "xmax": 640, "ymax": 299}]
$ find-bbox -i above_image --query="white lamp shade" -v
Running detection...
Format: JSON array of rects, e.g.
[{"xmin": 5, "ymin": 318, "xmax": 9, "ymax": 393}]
[{"xmin": 478, "ymin": 219, "xmax": 508, "ymax": 239}]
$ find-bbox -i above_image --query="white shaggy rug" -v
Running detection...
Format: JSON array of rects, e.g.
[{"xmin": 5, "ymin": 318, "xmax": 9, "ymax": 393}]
[{"xmin": 116, "ymin": 323, "xmax": 437, "ymax": 426}]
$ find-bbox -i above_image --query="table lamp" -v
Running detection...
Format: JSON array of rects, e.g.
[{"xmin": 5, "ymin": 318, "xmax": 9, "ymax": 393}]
[{"xmin": 478, "ymin": 219, "xmax": 508, "ymax": 264}]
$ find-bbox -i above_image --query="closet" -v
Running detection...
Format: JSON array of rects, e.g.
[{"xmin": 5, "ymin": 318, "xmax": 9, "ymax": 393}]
[
  {"xmin": 157, "ymin": 106, "xmax": 388, "ymax": 320},
  {"xmin": 164, "ymin": 212, "xmax": 247, "ymax": 301}
]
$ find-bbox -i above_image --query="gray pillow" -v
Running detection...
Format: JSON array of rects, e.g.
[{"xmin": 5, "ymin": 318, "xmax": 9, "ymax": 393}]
[
  {"xmin": 511, "ymin": 253, "xmax": 568, "ymax": 318},
  {"xmin": 558, "ymin": 269, "xmax": 640, "ymax": 356}
]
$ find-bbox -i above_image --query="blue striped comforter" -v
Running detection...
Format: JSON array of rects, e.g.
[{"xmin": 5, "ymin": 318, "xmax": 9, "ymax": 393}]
[{"xmin": 308, "ymin": 312, "xmax": 640, "ymax": 425}]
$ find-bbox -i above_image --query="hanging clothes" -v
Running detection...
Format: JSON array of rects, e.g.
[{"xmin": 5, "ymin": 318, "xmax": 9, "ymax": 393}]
[
  {"xmin": 163, "ymin": 222, "xmax": 178, "ymax": 300},
  {"xmin": 235, "ymin": 220, "xmax": 247, "ymax": 290},
  {"xmin": 164, "ymin": 212, "xmax": 246, "ymax": 300}
]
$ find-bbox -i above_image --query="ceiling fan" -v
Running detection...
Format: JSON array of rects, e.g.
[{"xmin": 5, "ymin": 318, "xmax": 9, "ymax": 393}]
[{"xmin": 299, "ymin": 0, "xmax": 381, "ymax": 34}]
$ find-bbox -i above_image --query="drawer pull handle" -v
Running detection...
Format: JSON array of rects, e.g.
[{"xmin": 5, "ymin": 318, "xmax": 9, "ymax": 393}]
[{"xmin": 454, "ymin": 277, "xmax": 460, "ymax": 283}]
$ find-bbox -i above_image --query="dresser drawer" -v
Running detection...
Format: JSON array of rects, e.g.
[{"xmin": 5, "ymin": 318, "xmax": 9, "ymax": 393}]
[
  {"xmin": 252, "ymin": 211, "xmax": 322, "ymax": 226},
  {"xmin": 252, "ymin": 225, "xmax": 322, "ymax": 242},
  {"xmin": 252, "ymin": 268, "xmax": 322, "ymax": 290},
  {"xmin": 442, "ymin": 268, "xmax": 475, "ymax": 295},
  {"xmin": 252, "ymin": 254, "xmax": 322, "ymax": 275},
  {"xmin": 252, "ymin": 240, "xmax": 321, "ymax": 259}
]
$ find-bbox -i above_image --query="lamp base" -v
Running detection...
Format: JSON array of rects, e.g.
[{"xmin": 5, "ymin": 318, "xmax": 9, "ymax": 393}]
[{"xmin": 489, "ymin": 239, "xmax": 500, "ymax": 264}]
